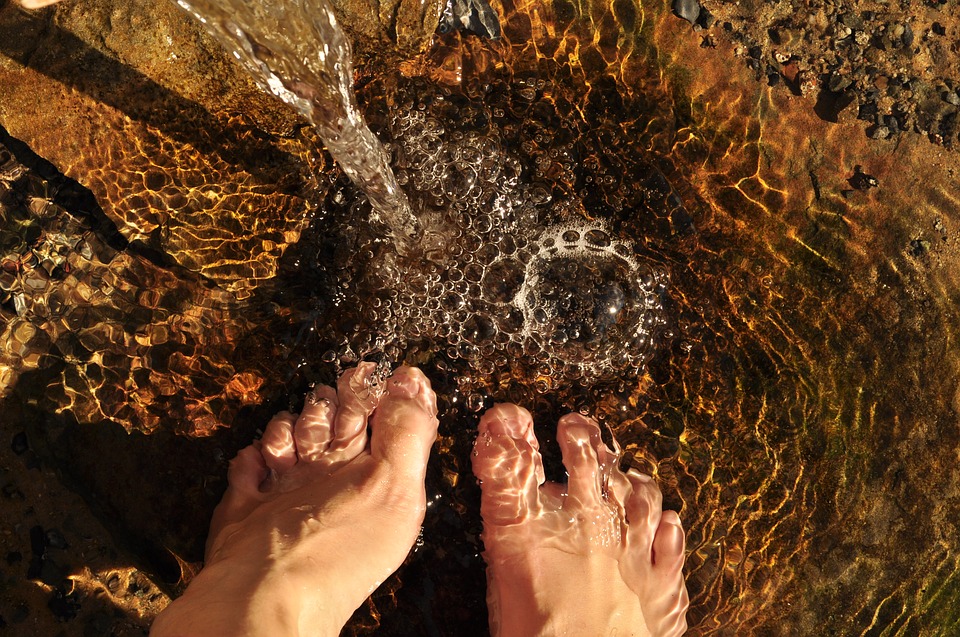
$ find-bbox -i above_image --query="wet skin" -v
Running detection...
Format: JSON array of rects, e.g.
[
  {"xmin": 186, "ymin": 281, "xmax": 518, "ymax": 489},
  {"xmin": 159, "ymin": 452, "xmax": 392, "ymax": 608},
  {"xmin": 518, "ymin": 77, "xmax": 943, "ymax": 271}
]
[
  {"xmin": 472, "ymin": 405, "xmax": 689, "ymax": 636},
  {"xmin": 150, "ymin": 365, "xmax": 688, "ymax": 636}
]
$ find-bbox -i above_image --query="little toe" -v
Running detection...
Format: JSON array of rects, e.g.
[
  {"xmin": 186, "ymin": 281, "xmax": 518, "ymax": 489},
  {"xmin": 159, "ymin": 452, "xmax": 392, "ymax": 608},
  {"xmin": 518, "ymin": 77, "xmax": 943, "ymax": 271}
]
[
  {"xmin": 648, "ymin": 510, "xmax": 689, "ymax": 637},
  {"xmin": 260, "ymin": 412, "xmax": 298, "ymax": 473},
  {"xmin": 369, "ymin": 366, "xmax": 439, "ymax": 477},
  {"xmin": 329, "ymin": 362, "xmax": 382, "ymax": 458},
  {"xmin": 473, "ymin": 404, "xmax": 545, "ymax": 525},
  {"xmin": 295, "ymin": 384, "xmax": 339, "ymax": 461},
  {"xmin": 206, "ymin": 445, "xmax": 268, "ymax": 557},
  {"xmin": 556, "ymin": 414, "xmax": 607, "ymax": 507}
]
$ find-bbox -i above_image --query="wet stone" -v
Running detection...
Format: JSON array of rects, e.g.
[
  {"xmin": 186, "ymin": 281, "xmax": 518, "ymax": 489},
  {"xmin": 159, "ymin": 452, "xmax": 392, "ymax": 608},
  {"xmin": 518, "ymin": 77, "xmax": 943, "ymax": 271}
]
[
  {"xmin": 48, "ymin": 587, "xmax": 81, "ymax": 622},
  {"xmin": 106, "ymin": 573, "xmax": 121, "ymax": 593},
  {"xmin": 29, "ymin": 525, "xmax": 47, "ymax": 555},
  {"xmin": 1, "ymin": 483, "xmax": 24, "ymax": 500},
  {"xmin": 672, "ymin": 0, "xmax": 700, "ymax": 25},
  {"xmin": 45, "ymin": 528, "xmax": 68, "ymax": 550},
  {"xmin": 10, "ymin": 431, "xmax": 27, "ymax": 455}
]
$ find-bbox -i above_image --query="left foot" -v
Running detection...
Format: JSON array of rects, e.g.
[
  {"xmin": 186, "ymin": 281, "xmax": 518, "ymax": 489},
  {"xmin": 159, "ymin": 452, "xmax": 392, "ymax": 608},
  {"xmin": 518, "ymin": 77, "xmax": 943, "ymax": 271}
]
[{"xmin": 151, "ymin": 364, "xmax": 439, "ymax": 637}]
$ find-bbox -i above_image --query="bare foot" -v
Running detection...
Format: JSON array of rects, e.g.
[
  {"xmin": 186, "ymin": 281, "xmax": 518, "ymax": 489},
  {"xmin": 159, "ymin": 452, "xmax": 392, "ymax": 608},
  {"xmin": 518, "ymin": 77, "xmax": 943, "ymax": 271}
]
[
  {"xmin": 472, "ymin": 404, "xmax": 688, "ymax": 637},
  {"xmin": 151, "ymin": 364, "xmax": 439, "ymax": 637}
]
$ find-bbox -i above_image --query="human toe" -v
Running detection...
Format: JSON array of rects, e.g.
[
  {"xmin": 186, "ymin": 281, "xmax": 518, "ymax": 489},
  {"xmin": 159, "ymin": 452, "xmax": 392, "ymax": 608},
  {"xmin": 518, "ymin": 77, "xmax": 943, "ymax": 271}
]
[
  {"xmin": 473, "ymin": 404, "xmax": 545, "ymax": 525},
  {"xmin": 625, "ymin": 470, "xmax": 664, "ymax": 554},
  {"xmin": 294, "ymin": 384, "xmax": 339, "ymax": 461},
  {"xmin": 369, "ymin": 366, "xmax": 439, "ymax": 473},
  {"xmin": 647, "ymin": 510, "xmax": 689, "ymax": 636},
  {"xmin": 653, "ymin": 510, "xmax": 686, "ymax": 570},
  {"xmin": 206, "ymin": 446, "xmax": 268, "ymax": 557},
  {"xmin": 556, "ymin": 414, "xmax": 610, "ymax": 507},
  {"xmin": 329, "ymin": 362, "xmax": 381, "ymax": 457},
  {"xmin": 260, "ymin": 412, "xmax": 298, "ymax": 473}
]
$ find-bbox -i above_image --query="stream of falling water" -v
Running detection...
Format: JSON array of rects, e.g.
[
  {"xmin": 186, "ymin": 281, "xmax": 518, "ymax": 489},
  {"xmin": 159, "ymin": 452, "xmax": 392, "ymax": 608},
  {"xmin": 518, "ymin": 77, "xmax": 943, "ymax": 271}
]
[{"xmin": 174, "ymin": 0, "xmax": 422, "ymax": 243}]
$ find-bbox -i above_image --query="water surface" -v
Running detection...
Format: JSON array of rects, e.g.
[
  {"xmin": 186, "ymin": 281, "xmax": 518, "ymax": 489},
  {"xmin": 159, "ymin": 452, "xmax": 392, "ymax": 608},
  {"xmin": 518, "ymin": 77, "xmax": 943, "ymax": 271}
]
[{"xmin": 1, "ymin": 0, "xmax": 959, "ymax": 634}]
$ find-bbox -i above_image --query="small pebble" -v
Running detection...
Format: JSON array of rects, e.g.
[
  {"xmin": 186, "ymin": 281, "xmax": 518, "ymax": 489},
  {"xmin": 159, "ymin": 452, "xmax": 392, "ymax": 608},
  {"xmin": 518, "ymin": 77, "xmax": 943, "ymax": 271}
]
[
  {"xmin": 46, "ymin": 528, "xmax": 68, "ymax": 550},
  {"xmin": 1, "ymin": 483, "xmax": 24, "ymax": 500},
  {"xmin": 10, "ymin": 431, "xmax": 28, "ymax": 455}
]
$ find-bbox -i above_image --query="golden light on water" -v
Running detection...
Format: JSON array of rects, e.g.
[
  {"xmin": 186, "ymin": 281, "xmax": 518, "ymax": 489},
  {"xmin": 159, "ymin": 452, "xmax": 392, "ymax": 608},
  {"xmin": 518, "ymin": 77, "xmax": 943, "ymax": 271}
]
[{"xmin": 2, "ymin": 0, "xmax": 960, "ymax": 633}]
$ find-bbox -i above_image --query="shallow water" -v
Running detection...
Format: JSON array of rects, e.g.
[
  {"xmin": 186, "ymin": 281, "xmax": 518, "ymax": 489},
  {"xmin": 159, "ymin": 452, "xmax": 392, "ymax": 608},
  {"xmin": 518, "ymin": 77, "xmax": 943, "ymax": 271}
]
[
  {"xmin": 175, "ymin": 0, "xmax": 419, "ymax": 243},
  {"xmin": 2, "ymin": 0, "xmax": 960, "ymax": 634}
]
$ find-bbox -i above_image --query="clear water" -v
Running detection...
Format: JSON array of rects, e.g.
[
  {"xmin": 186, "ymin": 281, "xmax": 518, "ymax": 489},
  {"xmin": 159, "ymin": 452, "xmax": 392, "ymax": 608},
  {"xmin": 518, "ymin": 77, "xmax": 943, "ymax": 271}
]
[{"xmin": 175, "ymin": 0, "xmax": 421, "ymax": 243}]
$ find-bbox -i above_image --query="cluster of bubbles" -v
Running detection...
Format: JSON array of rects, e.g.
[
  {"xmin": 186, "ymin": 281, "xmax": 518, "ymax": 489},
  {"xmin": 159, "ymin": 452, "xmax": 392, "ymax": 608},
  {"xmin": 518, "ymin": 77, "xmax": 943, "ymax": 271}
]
[{"xmin": 310, "ymin": 78, "xmax": 669, "ymax": 387}]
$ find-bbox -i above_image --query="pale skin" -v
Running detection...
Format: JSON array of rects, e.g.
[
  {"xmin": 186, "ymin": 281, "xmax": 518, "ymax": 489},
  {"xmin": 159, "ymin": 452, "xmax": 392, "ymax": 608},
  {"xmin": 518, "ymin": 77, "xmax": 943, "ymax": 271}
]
[{"xmin": 150, "ymin": 364, "xmax": 689, "ymax": 637}]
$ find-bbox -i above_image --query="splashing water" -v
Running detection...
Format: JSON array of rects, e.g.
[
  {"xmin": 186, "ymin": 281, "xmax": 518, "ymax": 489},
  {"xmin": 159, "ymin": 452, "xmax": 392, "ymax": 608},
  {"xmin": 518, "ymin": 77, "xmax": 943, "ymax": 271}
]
[{"xmin": 175, "ymin": 0, "xmax": 420, "ymax": 243}]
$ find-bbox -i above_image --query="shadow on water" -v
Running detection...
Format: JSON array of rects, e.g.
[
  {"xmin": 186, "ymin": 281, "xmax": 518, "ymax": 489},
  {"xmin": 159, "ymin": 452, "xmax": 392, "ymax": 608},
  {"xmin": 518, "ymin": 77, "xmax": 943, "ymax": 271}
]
[{"xmin": 0, "ymin": 0, "xmax": 301, "ymax": 189}]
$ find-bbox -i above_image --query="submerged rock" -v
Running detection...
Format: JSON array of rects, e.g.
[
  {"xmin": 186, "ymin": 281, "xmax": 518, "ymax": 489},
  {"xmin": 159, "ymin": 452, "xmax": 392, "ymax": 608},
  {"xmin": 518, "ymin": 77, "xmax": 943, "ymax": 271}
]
[
  {"xmin": 672, "ymin": 0, "xmax": 700, "ymax": 26},
  {"xmin": 440, "ymin": 0, "xmax": 501, "ymax": 39}
]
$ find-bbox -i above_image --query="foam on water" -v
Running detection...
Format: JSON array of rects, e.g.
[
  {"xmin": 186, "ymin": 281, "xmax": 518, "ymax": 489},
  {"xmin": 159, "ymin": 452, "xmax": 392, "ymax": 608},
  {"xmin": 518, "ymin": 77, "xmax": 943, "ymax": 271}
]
[{"xmin": 310, "ymin": 78, "xmax": 670, "ymax": 384}]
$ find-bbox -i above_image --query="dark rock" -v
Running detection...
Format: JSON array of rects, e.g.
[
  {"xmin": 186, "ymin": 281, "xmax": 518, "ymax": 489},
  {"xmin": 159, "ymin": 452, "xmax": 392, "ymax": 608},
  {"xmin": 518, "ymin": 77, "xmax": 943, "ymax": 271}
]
[
  {"xmin": 30, "ymin": 525, "xmax": 47, "ymax": 555},
  {"xmin": 828, "ymin": 73, "xmax": 852, "ymax": 92},
  {"xmin": 6, "ymin": 550, "xmax": 22, "ymax": 565},
  {"xmin": 10, "ymin": 431, "xmax": 28, "ymax": 455},
  {"xmin": 672, "ymin": 0, "xmax": 700, "ymax": 25},
  {"xmin": 868, "ymin": 124, "xmax": 890, "ymax": 139},
  {"xmin": 809, "ymin": 171, "xmax": 822, "ymax": 200},
  {"xmin": 909, "ymin": 239, "xmax": 930, "ymax": 256},
  {"xmin": 1, "ymin": 482, "xmax": 24, "ymax": 500},
  {"xmin": 849, "ymin": 166, "xmax": 879, "ymax": 190},
  {"xmin": 46, "ymin": 528, "xmax": 68, "ymax": 550},
  {"xmin": 932, "ymin": 22, "xmax": 946, "ymax": 36},
  {"xmin": 902, "ymin": 23, "xmax": 914, "ymax": 47},
  {"xmin": 48, "ymin": 588, "xmax": 81, "ymax": 622},
  {"xmin": 697, "ymin": 6, "xmax": 715, "ymax": 29},
  {"xmin": 815, "ymin": 89, "xmax": 856, "ymax": 123},
  {"xmin": 840, "ymin": 13, "xmax": 864, "ymax": 30},
  {"xmin": 858, "ymin": 101, "xmax": 878, "ymax": 121},
  {"xmin": 439, "ymin": 0, "xmax": 501, "ymax": 39}
]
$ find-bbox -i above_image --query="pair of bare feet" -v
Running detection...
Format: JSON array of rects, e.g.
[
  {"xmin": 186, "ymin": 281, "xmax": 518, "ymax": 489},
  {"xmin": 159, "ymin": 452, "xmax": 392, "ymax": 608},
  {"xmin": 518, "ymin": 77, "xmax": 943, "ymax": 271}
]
[{"xmin": 150, "ymin": 364, "xmax": 689, "ymax": 636}]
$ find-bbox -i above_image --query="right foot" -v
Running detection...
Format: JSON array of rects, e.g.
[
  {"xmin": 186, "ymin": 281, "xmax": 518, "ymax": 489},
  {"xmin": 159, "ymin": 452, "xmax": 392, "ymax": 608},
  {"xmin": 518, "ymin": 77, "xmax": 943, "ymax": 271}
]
[{"xmin": 472, "ymin": 404, "xmax": 689, "ymax": 637}]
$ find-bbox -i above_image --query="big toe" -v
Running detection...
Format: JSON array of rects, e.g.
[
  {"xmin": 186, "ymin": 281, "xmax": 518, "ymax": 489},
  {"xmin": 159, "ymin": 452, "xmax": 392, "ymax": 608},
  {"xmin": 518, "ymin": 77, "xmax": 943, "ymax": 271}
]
[
  {"xmin": 206, "ymin": 445, "xmax": 268, "ymax": 557},
  {"xmin": 472, "ymin": 404, "xmax": 545, "ymax": 526},
  {"xmin": 369, "ymin": 366, "xmax": 439, "ymax": 478}
]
